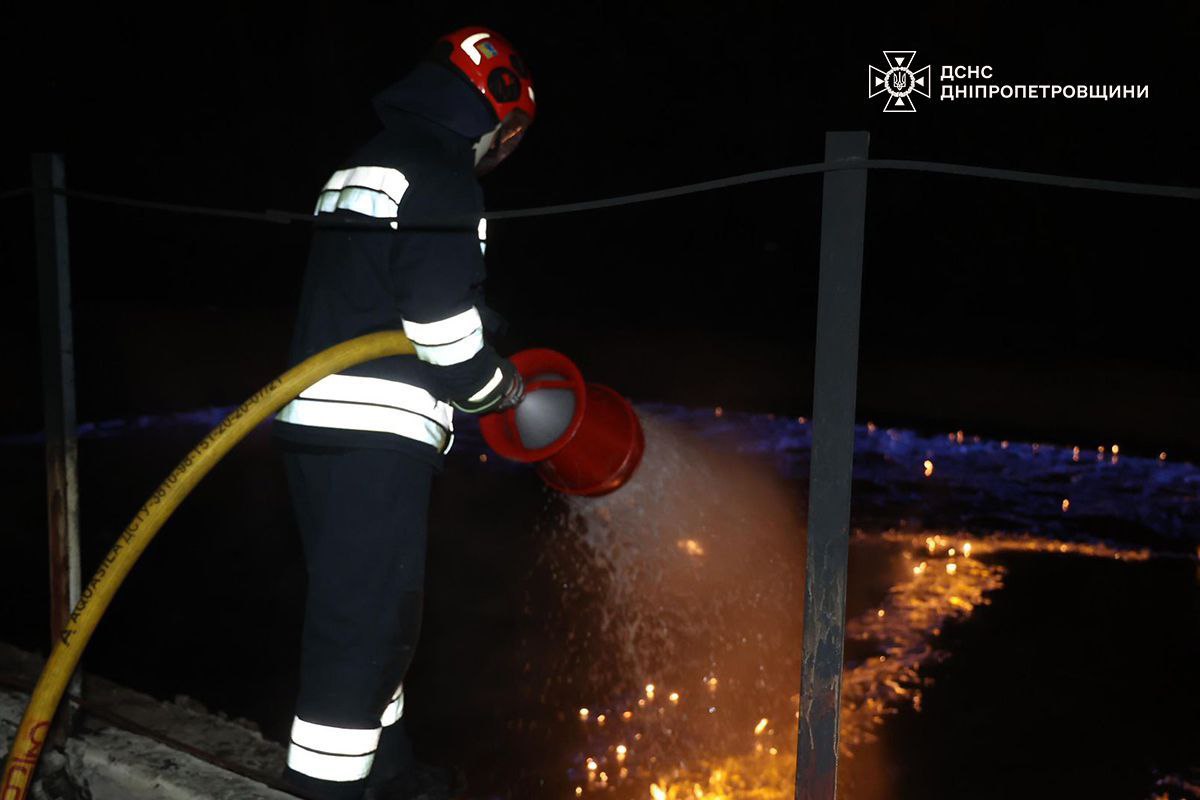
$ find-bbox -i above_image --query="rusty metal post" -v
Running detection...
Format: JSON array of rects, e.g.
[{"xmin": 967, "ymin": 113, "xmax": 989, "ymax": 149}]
[
  {"xmin": 33, "ymin": 152, "xmax": 82, "ymax": 738},
  {"xmin": 795, "ymin": 131, "xmax": 870, "ymax": 800}
]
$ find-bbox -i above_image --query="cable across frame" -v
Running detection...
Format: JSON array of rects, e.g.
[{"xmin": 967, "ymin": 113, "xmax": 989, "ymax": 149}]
[{"xmin": 1, "ymin": 157, "xmax": 1196, "ymax": 230}]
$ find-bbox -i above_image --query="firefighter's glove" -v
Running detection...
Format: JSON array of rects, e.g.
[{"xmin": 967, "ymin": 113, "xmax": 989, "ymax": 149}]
[{"xmin": 450, "ymin": 358, "xmax": 524, "ymax": 415}]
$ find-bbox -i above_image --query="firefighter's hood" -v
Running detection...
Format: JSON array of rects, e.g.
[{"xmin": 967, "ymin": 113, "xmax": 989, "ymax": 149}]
[{"xmin": 372, "ymin": 61, "xmax": 499, "ymax": 140}]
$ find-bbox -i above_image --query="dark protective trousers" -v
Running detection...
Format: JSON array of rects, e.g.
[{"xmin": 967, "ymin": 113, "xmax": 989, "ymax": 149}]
[{"xmin": 281, "ymin": 444, "xmax": 434, "ymax": 800}]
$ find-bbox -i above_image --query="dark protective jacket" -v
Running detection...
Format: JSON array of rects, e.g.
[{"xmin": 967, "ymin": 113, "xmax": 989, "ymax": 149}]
[{"xmin": 273, "ymin": 62, "xmax": 507, "ymax": 468}]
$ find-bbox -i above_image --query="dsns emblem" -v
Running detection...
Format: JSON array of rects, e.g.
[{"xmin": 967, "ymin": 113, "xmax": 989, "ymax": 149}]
[{"xmin": 868, "ymin": 51, "xmax": 930, "ymax": 112}]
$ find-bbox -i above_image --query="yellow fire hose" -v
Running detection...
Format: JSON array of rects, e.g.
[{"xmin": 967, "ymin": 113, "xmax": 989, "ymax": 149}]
[{"xmin": 1, "ymin": 331, "xmax": 415, "ymax": 800}]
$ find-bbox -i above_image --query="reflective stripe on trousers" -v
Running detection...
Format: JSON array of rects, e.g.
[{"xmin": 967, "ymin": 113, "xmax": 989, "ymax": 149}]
[
  {"xmin": 276, "ymin": 374, "xmax": 455, "ymax": 453},
  {"xmin": 287, "ymin": 686, "xmax": 404, "ymax": 783}
]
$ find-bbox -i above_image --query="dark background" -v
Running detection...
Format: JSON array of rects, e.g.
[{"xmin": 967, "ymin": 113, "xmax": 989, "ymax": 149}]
[
  {"xmin": 1, "ymin": 5, "xmax": 1198, "ymax": 797},
  {"xmin": 2, "ymin": 2, "xmax": 1198, "ymax": 453}
]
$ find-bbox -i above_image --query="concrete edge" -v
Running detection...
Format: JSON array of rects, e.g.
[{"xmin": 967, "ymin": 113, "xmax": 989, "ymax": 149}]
[{"xmin": 3, "ymin": 688, "xmax": 299, "ymax": 800}]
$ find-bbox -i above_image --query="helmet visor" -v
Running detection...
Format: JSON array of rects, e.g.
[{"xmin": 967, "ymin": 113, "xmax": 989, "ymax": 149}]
[{"xmin": 475, "ymin": 109, "xmax": 531, "ymax": 176}]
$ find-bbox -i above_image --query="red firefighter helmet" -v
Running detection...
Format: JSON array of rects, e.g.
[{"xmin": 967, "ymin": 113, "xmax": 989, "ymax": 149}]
[
  {"xmin": 437, "ymin": 26, "xmax": 536, "ymax": 124},
  {"xmin": 435, "ymin": 26, "xmax": 535, "ymax": 174}
]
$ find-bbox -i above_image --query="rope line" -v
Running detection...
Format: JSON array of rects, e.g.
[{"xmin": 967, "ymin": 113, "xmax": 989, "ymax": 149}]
[
  {"xmin": 489, "ymin": 158, "xmax": 1200, "ymax": 219},
  {"xmin": 2, "ymin": 158, "xmax": 1197, "ymax": 228},
  {"xmin": 62, "ymin": 187, "xmax": 298, "ymax": 224},
  {"xmin": 869, "ymin": 159, "xmax": 1200, "ymax": 201}
]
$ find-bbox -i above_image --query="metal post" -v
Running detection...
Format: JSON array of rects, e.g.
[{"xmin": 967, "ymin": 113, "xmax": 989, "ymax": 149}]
[
  {"xmin": 795, "ymin": 131, "xmax": 870, "ymax": 800},
  {"xmin": 33, "ymin": 152, "xmax": 82, "ymax": 737}
]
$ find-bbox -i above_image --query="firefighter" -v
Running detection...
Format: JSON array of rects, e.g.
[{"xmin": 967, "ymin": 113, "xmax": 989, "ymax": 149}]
[{"xmin": 272, "ymin": 27, "xmax": 535, "ymax": 800}]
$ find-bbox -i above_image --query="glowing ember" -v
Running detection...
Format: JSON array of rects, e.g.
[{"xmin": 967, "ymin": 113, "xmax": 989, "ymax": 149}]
[
  {"xmin": 547, "ymin": 412, "xmax": 1177, "ymax": 800},
  {"xmin": 597, "ymin": 531, "xmax": 1153, "ymax": 799},
  {"xmin": 874, "ymin": 530, "xmax": 1151, "ymax": 562}
]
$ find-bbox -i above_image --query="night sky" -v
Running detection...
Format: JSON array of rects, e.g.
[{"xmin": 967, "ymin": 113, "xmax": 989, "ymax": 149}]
[{"xmin": 2, "ymin": 3, "xmax": 1198, "ymax": 454}]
